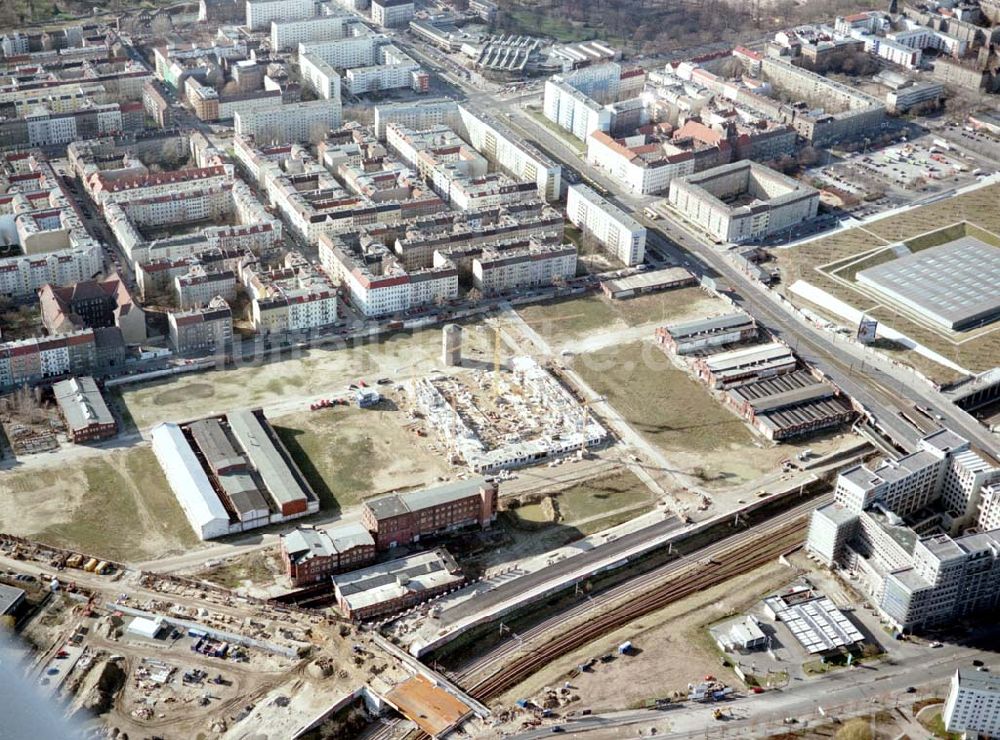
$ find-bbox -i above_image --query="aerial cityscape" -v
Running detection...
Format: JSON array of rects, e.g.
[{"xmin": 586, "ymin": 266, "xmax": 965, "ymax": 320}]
[{"xmin": 0, "ymin": 0, "xmax": 998, "ymax": 736}]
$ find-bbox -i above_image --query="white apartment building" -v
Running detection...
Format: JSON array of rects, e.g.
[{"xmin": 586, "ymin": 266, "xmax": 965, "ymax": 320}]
[
  {"xmin": 373, "ymin": 98, "xmax": 456, "ymax": 139},
  {"xmin": 472, "ymin": 243, "xmax": 577, "ymax": 295},
  {"xmin": 566, "ymin": 183, "xmax": 645, "ymax": 266},
  {"xmin": 300, "ymin": 35, "xmax": 388, "ymax": 70},
  {"xmin": 318, "ymin": 234, "xmax": 458, "ymax": 317},
  {"xmin": 542, "ymin": 65, "xmax": 627, "ymax": 141},
  {"xmin": 0, "ymin": 245, "xmax": 103, "ymax": 299},
  {"xmin": 371, "ymin": 0, "xmax": 414, "ymax": 28},
  {"xmin": 543, "ymin": 79, "xmax": 612, "ymax": 140},
  {"xmin": 345, "ymin": 47, "xmax": 421, "ymax": 94},
  {"xmin": 175, "ymin": 267, "xmax": 237, "ymax": 309},
  {"xmin": 271, "ymin": 13, "xmax": 354, "ymax": 50},
  {"xmin": 457, "ymin": 104, "xmax": 562, "ymax": 203},
  {"xmin": 235, "ymin": 100, "xmax": 343, "ymax": 144},
  {"xmin": 298, "ymin": 53, "xmax": 343, "ymax": 101},
  {"xmin": 944, "ymin": 669, "xmax": 1000, "ymax": 737},
  {"xmin": 586, "ymin": 131, "xmax": 694, "ymax": 195},
  {"xmin": 246, "ymin": 0, "xmax": 315, "ymax": 30}
]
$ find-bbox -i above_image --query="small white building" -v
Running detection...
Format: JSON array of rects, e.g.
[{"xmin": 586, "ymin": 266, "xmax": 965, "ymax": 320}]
[
  {"xmin": 127, "ymin": 616, "xmax": 167, "ymax": 640},
  {"xmin": 709, "ymin": 615, "xmax": 768, "ymax": 652}
]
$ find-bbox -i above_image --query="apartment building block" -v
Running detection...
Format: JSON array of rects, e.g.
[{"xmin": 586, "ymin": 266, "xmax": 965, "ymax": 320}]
[
  {"xmin": 371, "ymin": 0, "xmax": 414, "ymax": 28},
  {"xmin": 943, "ymin": 668, "xmax": 1000, "ymax": 737},
  {"xmin": 270, "ymin": 13, "xmax": 355, "ymax": 50},
  {"xmin": 245, "ymin": 0, "xmax": 315, "ymax": 30},
  {"xmin": 566, "ymin": 183, "xmax": 646, "ymax": 266},
  {"xmin": 234, "ymin": 100, "xmax": 343, "ymax": 144},
  {"xmin": 167, "ymin": 296, "xmax": 233, "ymax": 354}
]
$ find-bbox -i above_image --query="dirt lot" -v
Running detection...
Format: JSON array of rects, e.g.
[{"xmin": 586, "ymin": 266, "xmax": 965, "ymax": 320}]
[
  {"xmin": 195, "ymin": 548, "xmax": 285, "ymax": 592},
  {"xmin": 773, "ymin": 183, "xmax": 1000, "ymax": 378},
  {"xmin": 516, "ymin": 288, "xmax": 732, "ymax": 348},
  {"xmin": 503, "ymin": 559, "xmax": 800, "ymax": 712},
  {"xmin": 271, "ymin": 392, "xmax": 455, "ymax": 511},
  {"xmin": 116, "ymin": 326, "xmax": 494, "ymax": 430},
  {"xmin": 0, "ymin": 446, "xmax": 202, "ymax": 562}
]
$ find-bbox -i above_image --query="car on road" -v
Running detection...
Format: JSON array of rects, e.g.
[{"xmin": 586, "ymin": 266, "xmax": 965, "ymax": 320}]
[
  {"xmin": 906, "ymin": 686, "xmax": 916, "ymax": 693},
  {"xmin": 550, "ymin": 728, "xmax": 565, "ymax": 734}
]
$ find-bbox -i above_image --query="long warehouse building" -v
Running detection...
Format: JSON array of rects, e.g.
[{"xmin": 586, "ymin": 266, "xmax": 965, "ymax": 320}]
[{"xmin": 151, "ymin": 408, "xmax": 319, "ymax": 540}]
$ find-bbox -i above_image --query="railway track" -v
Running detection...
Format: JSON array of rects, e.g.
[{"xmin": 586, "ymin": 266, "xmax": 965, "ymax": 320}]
[{"xmin": 461, "ymin": 498, "xmax": 818, "ymax": 703}]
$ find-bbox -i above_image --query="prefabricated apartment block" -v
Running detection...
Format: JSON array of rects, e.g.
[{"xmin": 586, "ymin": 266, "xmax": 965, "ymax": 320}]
[{"xmin": 151, "ymin": 408, "xmax": 319, "ymax": 540}]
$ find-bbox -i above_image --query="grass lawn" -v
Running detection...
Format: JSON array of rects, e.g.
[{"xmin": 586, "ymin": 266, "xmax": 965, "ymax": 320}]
[
  {"xmin": 198, "ymin": 550, "xmax": 280, "ymax": 589},
  {"xmin": 272, "ymin": 402, "xmax": 452, "ymax": 512},
  {"xmin": 918, "ymin": 710, "xmax": 962, "ymax": 740},
  {"xmin": 556, "ymin": 470, "xmax": 653, "ymax": 522},
  {"xmin": 516, "ymin": 288, "xmax": 729, "ymax": 345},
  {"xmin": 575, "ymin": 340, "xmax": 754, "ymax": 457},
  {"xmin": 0, "ymin": 447, "xmax": 200, "ymax": 562},
  {"xmin": 525, "ymin": 108, "xmax": 586, "ymax": 155}
]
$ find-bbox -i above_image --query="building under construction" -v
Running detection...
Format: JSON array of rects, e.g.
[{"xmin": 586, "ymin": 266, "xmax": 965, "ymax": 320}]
[{"xmin": 409, "ymin": 356, "xmax": 607, "ymax": 472}]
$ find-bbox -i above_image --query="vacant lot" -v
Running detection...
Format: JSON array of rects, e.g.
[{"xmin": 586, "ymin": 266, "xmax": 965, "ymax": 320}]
[
  {"xmin": 773, "ymin": 184, "xmax": 1000, "ymax": 378},
  {"xmin": 271, "ymin": 398, "xmax": 454, "ymax": 512},
  {"xmin": 0, "ymin": 446, "xmax": 201, "ymax": 562},
  {"xmin": 556, "ymin": 470, "xmax": 655, "ymax": 528},
  {"xmin": 573, "ymin": 340, "xmax": 783, "ymax": 487},
  {"xmin": 502, "ymin": 559, "xmax": 799, "ymax": 711},
  {"xmin": 116, "ymin": 325, "xmax": 496, "ymax": 430},
  {"xmin": 516, "ymin": 288, "xmax": 732, "ymax": 348}
]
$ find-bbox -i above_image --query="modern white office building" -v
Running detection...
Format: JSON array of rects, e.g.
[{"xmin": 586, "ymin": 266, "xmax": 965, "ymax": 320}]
[
  {"xmin": 806, "ymin": 429, "xmax": 1000, "ymax": 631},
  {"xmin": 234, "ymin": 100, "xmax": 343, "ymax": 144},
  {"xmin": 566, "ymin": 183, "xmax": 645, "ymax": 266},
  {"xmin": 943, "ymin": 668, "xmax": 1000, "ymax": 737}
]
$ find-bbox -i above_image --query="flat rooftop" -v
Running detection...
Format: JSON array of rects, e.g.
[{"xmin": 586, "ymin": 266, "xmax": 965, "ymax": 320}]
[
  {"xmin": 766, "ymin": 595, "xmax": 864, "ymax": 654},
  {"xmin": 333, "ymin": 548, "xmax": 463, "ymax": 613},
  {"xmin": 385, "ymin": 676, "xmax": 472, "ymax": 737},
  {"xmin": 602, "ymin": 267, "xmax": 694, "ymax": 294},
  {"xmin": 856, "ymin": 236, "xmax": 1000, "ymax": 331}
]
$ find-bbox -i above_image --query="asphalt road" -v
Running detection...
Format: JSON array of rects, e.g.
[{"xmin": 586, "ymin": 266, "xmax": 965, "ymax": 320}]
[
  {"xmin": 514, "ymin": 647, "xmax": 998, "ymax": 738},
  {"xmin": 490, "ymin": 96, "xmax": 998, "ymax": 461}
]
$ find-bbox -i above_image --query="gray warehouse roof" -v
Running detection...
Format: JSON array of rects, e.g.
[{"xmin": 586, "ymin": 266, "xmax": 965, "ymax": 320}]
[
  {"xmin": 855, "ymin": 236, "xmax": 1000, "ymax": 330},
  {"xmin": 53, "ymin": 376, "xmax": 114, "ymax": 433},
  {"xmin": 226, "ymin": 409, "xmax": 309, "ymax": 509},
  {"xmin": 666, "ymin": 312, "xmax": 754, "ymax": 339},
  {"xmin": 188, "ymin": 418, "xmax": 245, "ymax": 473},
  {"xmin": 0, "ymin": 583, "xmax": 25, "ymax": 616}
]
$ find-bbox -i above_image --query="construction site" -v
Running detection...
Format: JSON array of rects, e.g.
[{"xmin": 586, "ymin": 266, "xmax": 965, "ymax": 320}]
[
  {"xmin": 409, "ymin": 356, "xmax": 608, "ymax": 473},
  {"xmin": 0, "ymin": 387, "xmax": 66, "ymax": 456}
]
